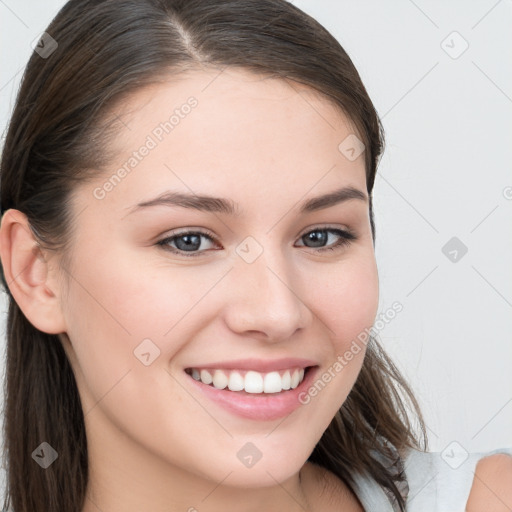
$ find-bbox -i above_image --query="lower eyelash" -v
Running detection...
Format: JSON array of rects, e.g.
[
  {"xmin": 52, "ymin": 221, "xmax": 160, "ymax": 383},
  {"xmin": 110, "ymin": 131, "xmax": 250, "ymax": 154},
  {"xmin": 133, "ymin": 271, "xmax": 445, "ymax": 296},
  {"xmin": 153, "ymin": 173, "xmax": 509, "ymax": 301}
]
[{"xmin": 157, "ymin": 227, "xmax": 356, "ymax": 257}]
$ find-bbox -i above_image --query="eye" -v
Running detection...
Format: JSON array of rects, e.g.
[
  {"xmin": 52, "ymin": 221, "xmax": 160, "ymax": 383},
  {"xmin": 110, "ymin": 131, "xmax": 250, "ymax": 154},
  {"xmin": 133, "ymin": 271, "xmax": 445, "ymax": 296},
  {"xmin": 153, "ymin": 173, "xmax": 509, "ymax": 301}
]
[
  {"xmin": 156, "ymin": 229, "xmax": 218, "ymax": 257},
  {"xmin": 156, "ymin": 226, "xmax": 357, "ymax": 258},
  {"xmin": 295, "ymin": 227, "xmax": 356, "ymax": 253}
]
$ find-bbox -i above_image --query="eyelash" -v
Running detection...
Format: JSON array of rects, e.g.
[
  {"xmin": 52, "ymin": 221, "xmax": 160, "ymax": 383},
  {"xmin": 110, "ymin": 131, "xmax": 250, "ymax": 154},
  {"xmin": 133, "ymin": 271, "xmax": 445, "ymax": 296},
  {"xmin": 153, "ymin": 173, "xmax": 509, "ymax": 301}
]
[{"xmin": 156, "ymin": 226, "xmax": 357, "ymax": 258}]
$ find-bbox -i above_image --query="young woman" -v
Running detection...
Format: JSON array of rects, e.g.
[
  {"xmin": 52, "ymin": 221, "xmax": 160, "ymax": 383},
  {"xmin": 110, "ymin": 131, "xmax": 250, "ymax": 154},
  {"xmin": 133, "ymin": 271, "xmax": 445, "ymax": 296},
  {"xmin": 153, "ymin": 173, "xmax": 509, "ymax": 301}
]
[{"xmin": 0, "ymin": 1, "xmax": 510, "ymax": 511}]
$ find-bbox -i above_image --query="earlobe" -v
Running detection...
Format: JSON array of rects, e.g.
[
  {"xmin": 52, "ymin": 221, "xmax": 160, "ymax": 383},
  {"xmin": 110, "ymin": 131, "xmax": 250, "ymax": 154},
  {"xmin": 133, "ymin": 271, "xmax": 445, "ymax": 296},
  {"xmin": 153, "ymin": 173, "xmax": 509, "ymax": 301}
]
[{"xmin": 0, "ymin": 208, "xmax": 67, "ymax": 334}]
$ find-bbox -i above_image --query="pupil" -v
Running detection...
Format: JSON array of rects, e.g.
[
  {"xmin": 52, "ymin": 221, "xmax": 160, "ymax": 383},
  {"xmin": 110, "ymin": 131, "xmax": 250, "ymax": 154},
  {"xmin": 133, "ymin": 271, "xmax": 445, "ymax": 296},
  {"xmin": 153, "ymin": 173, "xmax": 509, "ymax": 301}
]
[
  {"xmin": 176, "ymin": 234, "xmax": 200, "ymax": 251},
  {"xmin": 306, "ymin": 230, "xmax": 326, "ymax": 248}
]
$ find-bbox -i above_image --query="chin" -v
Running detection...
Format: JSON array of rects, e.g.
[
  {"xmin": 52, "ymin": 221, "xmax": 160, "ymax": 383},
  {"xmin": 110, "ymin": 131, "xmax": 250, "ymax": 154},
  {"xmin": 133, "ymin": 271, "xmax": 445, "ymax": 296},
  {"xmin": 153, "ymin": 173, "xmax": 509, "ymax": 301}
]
[
  {"xmin": 209, "ymin": 441, "xmax": 309, "ymax": 488},
  {"xmin": 221, "ymin": 463, "xmax": 303, "ymax": 489}
]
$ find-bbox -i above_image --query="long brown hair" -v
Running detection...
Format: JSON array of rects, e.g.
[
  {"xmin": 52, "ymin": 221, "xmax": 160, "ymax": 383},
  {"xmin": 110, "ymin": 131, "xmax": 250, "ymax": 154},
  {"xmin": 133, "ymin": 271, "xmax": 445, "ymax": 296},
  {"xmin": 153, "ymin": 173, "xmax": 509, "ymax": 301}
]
[{"xmin": 0, "ymin": 1, "xmax": 427, "ymax": 510}]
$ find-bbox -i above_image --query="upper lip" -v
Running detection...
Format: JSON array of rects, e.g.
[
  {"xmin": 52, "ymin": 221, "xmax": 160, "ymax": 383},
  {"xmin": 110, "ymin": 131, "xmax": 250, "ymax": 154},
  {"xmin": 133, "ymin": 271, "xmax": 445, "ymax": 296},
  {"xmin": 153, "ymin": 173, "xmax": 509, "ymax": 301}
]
[{"xmin": 185, "ymin": 357, "xmax": 318, "ymax": 373}]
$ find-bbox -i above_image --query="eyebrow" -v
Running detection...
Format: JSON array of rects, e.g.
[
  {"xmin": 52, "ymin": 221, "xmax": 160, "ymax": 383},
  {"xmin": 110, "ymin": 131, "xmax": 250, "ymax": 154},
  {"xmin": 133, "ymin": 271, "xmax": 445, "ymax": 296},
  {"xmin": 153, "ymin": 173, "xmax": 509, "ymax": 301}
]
[{"xmin": 124, "ymin": 186, "xmax": 367, "ymax": 218}]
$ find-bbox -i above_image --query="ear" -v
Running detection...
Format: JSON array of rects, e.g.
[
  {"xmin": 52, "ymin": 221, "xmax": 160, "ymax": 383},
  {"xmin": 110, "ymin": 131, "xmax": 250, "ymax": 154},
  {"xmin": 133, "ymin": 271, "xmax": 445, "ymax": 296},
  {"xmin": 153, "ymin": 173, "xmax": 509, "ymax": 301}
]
[{"xmin": 0, "ymin": 209, "xmax": 67, "ymax": 334}]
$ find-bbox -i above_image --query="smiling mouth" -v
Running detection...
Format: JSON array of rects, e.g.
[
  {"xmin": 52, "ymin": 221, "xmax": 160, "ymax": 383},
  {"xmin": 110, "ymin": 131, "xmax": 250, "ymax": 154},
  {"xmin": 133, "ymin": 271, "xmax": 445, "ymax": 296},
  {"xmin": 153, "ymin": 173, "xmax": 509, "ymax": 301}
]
[{"xmin": 184, "ymin": 366, "xmax": 314, "ymax": 394}]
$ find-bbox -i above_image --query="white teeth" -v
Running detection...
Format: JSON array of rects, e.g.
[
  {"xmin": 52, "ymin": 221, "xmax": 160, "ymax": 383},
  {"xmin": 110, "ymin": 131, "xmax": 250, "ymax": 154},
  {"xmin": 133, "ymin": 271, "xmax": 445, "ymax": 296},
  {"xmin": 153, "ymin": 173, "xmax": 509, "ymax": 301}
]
[
  {"xmin": 244, "ymin": 371, "xmax": 263, "ymax": 393},
  {"xmin": 228, "ymin": 371, "xmax": 245, "ymax": 391},
  {"xmin": 290, "ymin": 369, "xmax": 299, "ymax": 389},
  {"xmin": 263, "ymin": 371, "xmax": 282, "ymax": 393},
  {"xmin": 188, "ymin": 366, "xmax": 308, "ymax": 393},
  {"xmin": 281, "ymin": 370, "xmax": 291, "ymax": 390},
  {"xmin": 212, "ymin": 369, "xmax": 228, "ymax": 389},
  {"xmin": 200, "ymin": 369, "xmax": 213, "ymax": 385}
]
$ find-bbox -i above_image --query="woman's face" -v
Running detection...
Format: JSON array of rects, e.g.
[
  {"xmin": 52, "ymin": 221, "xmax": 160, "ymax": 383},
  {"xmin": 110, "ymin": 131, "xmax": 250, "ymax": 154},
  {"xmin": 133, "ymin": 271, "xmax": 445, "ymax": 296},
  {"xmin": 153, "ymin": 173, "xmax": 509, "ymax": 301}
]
[{"xmin": 58, "ymin": 68, "xmax": 379, "ymax": 490}]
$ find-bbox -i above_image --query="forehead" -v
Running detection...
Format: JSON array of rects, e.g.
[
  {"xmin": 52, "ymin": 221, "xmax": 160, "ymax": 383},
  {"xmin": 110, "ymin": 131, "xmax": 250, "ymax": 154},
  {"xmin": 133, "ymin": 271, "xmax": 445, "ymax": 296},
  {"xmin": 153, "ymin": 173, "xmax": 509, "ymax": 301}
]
[
  {"xmin": 80, "ymin": 67, "xmax": 367, "ymax": 216},
  {"xmin": 104, "ymin": 66, "xmax": 360, "ymax": 159}
]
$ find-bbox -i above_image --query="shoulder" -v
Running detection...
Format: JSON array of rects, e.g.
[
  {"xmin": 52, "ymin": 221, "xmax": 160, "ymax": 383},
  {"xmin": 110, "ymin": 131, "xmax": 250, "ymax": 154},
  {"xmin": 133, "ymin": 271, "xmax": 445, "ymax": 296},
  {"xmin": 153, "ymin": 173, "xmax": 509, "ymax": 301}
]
[{"xmin": 465, "ymin": 453, "xmax": 512, "ymax": 511}]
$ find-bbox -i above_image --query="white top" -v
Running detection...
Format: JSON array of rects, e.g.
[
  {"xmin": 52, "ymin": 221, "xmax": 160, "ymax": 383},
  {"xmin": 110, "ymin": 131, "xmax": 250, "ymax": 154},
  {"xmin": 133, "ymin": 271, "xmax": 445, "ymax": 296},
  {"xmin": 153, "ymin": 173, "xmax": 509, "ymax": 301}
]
[{"xmin": 349, "ymin": 446, "xmax": 512, "ymax": 511}]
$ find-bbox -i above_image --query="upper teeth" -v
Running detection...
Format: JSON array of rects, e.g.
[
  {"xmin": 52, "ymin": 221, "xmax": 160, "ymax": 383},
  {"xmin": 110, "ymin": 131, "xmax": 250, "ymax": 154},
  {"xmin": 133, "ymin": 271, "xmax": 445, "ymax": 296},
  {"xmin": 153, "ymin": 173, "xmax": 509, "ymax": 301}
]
[{"xmin": 188, "ymin": 367, "xmax": 306, "ymax": 393}]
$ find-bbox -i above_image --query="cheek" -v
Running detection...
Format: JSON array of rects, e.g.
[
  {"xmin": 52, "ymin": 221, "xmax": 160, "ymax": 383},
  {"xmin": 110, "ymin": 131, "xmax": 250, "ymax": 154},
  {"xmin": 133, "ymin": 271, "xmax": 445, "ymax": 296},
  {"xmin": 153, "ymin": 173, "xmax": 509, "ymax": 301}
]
[
  {"xmin": 289, "ymin": 252, "xmax": 378, "ymax": 448},
  {"xmin": 61, "ymin": 247, "xmax": 228, "ymax": 402},
  {"xmin": 305, "ymin": 251, "xmax": 379, "ymax": 347},
  {"xmin": 301, "ymin": 251, "xmax": 378, "ymax": 391},
  {"xmin": 60, "ymin": 250, "xmax": 174, "ymax": 408},
  {"xmin": 65, "ymin": 250, "xmax": 189, "ymax": 342}
]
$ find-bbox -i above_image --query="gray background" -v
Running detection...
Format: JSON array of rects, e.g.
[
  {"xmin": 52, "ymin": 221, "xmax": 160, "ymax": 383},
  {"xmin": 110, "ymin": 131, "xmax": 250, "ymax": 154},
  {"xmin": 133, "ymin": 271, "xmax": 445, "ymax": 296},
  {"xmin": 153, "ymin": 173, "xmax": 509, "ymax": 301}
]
[{"xmin": 1, "ymin": 0, "xmax": 511, "ymax": 495}]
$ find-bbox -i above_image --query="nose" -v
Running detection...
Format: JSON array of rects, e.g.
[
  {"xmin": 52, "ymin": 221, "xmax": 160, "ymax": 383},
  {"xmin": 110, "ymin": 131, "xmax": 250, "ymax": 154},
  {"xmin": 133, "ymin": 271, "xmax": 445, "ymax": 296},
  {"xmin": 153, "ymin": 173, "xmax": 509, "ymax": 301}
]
[{"xmin": 222, "ymin": 249, "xmax": 312, "ymax": 342}]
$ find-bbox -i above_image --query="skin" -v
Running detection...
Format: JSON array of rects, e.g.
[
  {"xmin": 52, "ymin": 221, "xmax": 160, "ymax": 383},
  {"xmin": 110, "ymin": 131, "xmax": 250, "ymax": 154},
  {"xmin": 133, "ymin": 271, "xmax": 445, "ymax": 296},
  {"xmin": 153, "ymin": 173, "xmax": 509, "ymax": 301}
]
[
  {"xmin": 465, "ymin": 454, "xmax": 512, "ymax": 511},
  {"xmin": 2, "ymin": 66, "xmax": 511, "ymax": 512},
  {"xmin": 1, "ymin": 68, "xmax": 379, "ymax": 511}
]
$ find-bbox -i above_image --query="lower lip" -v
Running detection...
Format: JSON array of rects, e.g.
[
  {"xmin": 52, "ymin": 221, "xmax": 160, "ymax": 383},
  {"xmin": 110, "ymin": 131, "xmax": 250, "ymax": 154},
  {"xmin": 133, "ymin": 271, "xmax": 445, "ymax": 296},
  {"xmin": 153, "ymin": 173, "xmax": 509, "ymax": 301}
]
[{"xmin": 185, "ymin": 366, "xmax": 319, "ymax": 421}]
